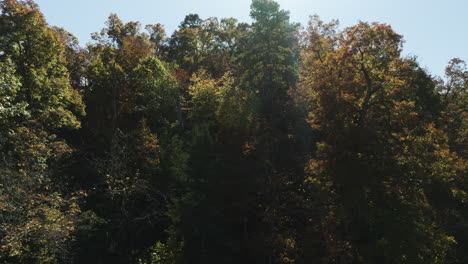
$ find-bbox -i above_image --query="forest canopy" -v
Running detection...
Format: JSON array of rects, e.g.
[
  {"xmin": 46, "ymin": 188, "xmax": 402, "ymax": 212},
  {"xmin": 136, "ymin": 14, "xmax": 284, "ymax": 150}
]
[{"xmin": 0, "ymin": 0, "xmax": 466, "ymax": 263}]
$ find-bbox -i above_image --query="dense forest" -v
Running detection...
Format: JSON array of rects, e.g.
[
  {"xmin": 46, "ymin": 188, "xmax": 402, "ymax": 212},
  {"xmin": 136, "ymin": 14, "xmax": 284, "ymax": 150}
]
[{"xmin": 0, "ymin": 0, "xmax": 467, "ymax": 263}]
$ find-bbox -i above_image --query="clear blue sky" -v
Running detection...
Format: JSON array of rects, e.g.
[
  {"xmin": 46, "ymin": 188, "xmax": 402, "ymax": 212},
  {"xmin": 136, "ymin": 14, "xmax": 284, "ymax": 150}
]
[{"xmin": 35, "ymin": 0, "xmax": 467, "ymax": 78}]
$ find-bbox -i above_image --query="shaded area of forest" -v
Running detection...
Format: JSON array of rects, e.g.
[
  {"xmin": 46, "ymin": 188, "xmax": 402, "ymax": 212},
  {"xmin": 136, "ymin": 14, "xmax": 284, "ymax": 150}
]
[{"xmin": 0, "ymin": 0, "xmax": 466, "ymax": 263}]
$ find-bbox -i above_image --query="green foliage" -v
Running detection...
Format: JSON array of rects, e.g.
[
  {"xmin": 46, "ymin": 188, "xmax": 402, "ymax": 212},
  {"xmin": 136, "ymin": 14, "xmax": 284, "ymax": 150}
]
[
  {"xmin": 189, "ymin": 70, "xmax": 252, "ymax": 130},
  {"xmin": 238, "ymin": 0, "xmax": 299, "ymax": 117},
  {"xmin": 0, "ymin": 2, "xmax": 86, "ymax": 263},
  {"xmin": 0, "ymin": 58, "xmax": 28, "ymax": 127},
  {"xmin": 167, "ymin": 14, "xmax": 240, "ymax": 76},
  {"xmin": 139, "ymin": 240, "xmax": 184, "ymax": 264},
  {"xmin": 0, "ymin": 0, "xmax": 85, "ymax": 130},
  {"xmin": 132, "ymin": 56, "xmax": 180, "ymax": 128},
  {"xmin": 438, "ymin": 58, "xmax": 468, "ymax": 158},
  {"xmin": 0, "ymin": 1, "xmax": 466, "ymax": 263}
]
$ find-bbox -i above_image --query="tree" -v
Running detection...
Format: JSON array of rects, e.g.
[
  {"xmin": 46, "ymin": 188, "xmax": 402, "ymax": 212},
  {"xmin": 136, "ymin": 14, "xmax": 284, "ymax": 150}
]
[
  {"xmin": 235, "ymin": 1, "xmax": 307, "ymax": 262},
  {"xmin": 0, "ymin": 0, "xmax": 85, "ymax": 130},
  {"xmin": 161, "ymin": 68, "xmax": 255, "ymax": 264},
  {"xmin": 76, "ymin": 15, "xmax": 190, "ymax": 263},
  {"xmin": 298, "ymin": 19, "xmax": 460, "ymax": 263},
  {"xmin": 131, "ymin": 56, "xmax": 181, "ymax": 130},
  {"xmin": 432, "ymin": 59, "xmax": 468, "ymax": 263},
  {"xmin": 0, "ymin": 2, "xmax": 86, "ymax": 262},
  {"xmin": 84, "ymin": 13, "xmax": 154, "ymax": 150},
  {"xmin": 167, "ymin": 14, "xmax": 239, "ymax": 77},
  {"xmin": 438, "ymin": 58, "xmax": 467, "ymax": 158},
  {"xmin": 1, "ymin": 1, "xmax": 467, "ymax": 263},
  {"xmin": 145, "ymin": 23, "xmax": 167, "ymax": 56}
]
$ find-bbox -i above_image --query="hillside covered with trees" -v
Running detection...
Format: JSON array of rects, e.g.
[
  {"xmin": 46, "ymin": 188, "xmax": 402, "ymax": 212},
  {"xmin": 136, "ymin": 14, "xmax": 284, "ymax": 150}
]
[{"xmin": 0, "ymin": 0, "xmax": 466, "ymax": 263}]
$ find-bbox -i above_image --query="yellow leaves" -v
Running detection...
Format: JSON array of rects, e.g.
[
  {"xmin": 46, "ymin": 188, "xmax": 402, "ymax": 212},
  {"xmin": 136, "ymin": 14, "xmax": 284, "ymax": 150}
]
[
  {"xmin": 12, "ymin": 126, "xmax": 50, "ymax": 173},
  {"xmin": 451, "ymin": 188, "xmax": 468, "ymax": 204},
  {"xmin": 0, "ymin": 187, "xmax": 83, "ymax": 261},
  {"xmin": 105, "ymin": 173, "xmax": 135, "ymax": 195},
  {"xmin": 189, "ymin": 70, "xmax": 228, "ymax": 99},
  {"xmin": 275, "ymin": 235, "xmax": 297, "ymax": 264},
  {"xmin": 48, "ymin": 140, "xmax": 74, "ymax": 158},
  {"xmin": 242, "ymin": 141, "xmax": 256, "ymax": 155},
  {"xmin": 10, "ymin": 125, "xmax": 76, "ymax": 176},
  {"xmin": 305, "ymin": 159, "xmax": 325, "ymax": 176},
  {"xmin": 135, "ymin": 119, "xmax": 161, "ymax": 167},
  {"xmin": 189, "ymin": 69, "xmax": 250, "ymax": 129}
]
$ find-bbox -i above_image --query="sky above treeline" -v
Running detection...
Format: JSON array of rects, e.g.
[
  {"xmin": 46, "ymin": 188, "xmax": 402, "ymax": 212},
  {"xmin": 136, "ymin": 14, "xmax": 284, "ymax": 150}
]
[{"xmin": 35, "ymin": 0, "xmax": 467, "ymax": 78}]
